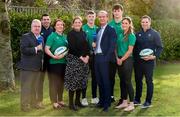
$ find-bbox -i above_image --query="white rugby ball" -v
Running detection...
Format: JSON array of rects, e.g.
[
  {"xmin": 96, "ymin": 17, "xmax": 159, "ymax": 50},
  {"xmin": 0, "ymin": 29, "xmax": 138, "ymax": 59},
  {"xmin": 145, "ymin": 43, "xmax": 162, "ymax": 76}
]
[
  {"xmin": 54, "ymin": 46, "xmax": 68, "ymax": 56},
  {"xmin": 139, "ymin": 48, "xmax": 154, "ymax": 57}
]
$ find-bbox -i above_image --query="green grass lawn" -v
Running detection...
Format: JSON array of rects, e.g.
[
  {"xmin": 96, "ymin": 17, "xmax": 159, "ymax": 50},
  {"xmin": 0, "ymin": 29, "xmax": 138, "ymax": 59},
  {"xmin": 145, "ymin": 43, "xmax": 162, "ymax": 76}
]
[{"xmin": 0, "ymin": 62, "xmax": 180, "ymax": 116}]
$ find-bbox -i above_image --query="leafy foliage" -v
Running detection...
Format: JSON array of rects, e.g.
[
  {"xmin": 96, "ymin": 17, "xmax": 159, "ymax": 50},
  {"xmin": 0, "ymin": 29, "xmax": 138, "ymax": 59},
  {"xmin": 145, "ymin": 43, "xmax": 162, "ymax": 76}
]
[{"xmin": 152, "ymin": 19, "xmax": 180, "ymax": 60}]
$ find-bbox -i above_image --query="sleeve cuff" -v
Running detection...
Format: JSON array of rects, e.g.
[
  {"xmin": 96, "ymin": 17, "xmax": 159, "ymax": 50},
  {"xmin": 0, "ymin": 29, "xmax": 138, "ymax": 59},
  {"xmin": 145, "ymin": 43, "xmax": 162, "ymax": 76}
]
[{"xmin": 35, "ymin": 47, "xmax": 37, "ymax": 54}]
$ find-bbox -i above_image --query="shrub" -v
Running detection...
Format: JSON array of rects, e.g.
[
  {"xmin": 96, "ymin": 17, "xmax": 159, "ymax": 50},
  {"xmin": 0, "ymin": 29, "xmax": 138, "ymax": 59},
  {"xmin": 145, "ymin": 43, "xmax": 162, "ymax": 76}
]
[
  {"xmin": 152, "ymin": 19, "xmax": 180, "ymax": 60},
  {"xmin": 9, "ymin": 12, "xmax": 73, "ymax": 68},
  {"xmin": 9, "ymin": 12, "xmax": 180, "ymax": 68}
]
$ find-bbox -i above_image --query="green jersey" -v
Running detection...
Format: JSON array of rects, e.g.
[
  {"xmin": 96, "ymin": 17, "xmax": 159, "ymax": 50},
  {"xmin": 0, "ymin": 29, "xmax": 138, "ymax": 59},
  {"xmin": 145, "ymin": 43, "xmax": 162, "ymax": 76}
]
[
  {"xmin": 109, "ymin": 19, "xmax": 123, "ymax": 36},
  {"xmin": 117, "ymin": 32, "xmax": 136, "ymax": 56},
  {"xmin": 46, "ymin": 32, "xmax": 68, "ymax": 64},
  {"xmin": 82, "ymin": 24, "xmax": 98, "ymax": 50}
]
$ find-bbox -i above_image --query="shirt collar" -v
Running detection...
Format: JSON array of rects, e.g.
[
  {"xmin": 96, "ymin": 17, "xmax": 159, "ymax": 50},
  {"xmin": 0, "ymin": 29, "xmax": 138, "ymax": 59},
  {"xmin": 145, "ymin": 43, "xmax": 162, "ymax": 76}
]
[{"xmin": 101, "ymin": 24, "xmax": 107, "ymax": 29}]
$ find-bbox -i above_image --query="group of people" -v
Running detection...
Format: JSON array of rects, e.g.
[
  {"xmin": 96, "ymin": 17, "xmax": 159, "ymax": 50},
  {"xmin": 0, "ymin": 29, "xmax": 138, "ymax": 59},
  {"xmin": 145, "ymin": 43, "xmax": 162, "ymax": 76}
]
[{"xmin": 19, "ymin": 4, "xmax": 163, "ymax": 112}]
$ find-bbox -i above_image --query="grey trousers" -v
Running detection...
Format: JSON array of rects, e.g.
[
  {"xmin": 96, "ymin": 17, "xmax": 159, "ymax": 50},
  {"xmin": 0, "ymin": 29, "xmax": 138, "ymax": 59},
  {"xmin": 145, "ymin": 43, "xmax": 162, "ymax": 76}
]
[{"xmin": 20, "ymin": 70, "xmax": 40, "ymax": 107}]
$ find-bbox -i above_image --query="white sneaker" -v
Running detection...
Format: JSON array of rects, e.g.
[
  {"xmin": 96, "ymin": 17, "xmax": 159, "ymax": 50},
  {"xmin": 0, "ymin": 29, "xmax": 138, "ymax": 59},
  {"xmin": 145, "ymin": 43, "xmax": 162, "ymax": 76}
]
[
  {"xmin": 115, "ymin": 103, "xmax": 128, "ymax": 109},
  {"xmin": 81, "ymin": 98, "xmax": 88, "ymax": 106},
  {"xmin": 115, "ymin": 100, "xmax": 128, "ymax": 109},
  {"xmin": 124, "ymin": 105, "xmax": 135, "ymax": 111},
  {"xmin": 91, "ymin": 97, "xmax": 99, "ymax": 104},
  {"xmin": 95, "ymin": 97, "xmax": 99, "ymax": 104}
]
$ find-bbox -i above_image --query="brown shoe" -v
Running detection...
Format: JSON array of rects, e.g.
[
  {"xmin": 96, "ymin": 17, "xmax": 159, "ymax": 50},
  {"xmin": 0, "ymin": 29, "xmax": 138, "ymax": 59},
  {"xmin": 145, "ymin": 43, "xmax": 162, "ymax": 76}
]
[
  {"xmin": 58, "ymin": 101, "xmax": 67, "ymax": 107},
  {"xmin": 32, "ymin": 102, "xmax": 44, "ymax": 109},
  {"xmin": 53, "ymin": 103, "xmax": 62, "ymax": 109}
]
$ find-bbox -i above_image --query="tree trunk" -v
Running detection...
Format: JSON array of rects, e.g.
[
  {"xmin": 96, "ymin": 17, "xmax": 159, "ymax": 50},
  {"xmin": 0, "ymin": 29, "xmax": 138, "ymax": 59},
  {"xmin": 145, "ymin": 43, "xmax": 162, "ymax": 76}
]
[{"xmin": 0, "ymin": 0, "xmax": 15, "ymax": 91}]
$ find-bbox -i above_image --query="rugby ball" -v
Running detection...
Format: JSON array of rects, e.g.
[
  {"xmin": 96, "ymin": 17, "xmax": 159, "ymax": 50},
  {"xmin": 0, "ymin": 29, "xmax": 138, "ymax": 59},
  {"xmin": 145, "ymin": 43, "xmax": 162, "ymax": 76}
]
[
  {"xmin": 54, "ymin": 46, "xmax": 68, "ymax": 56},
  {"xmin": 139, "ymin": 48, "xmax": 153, "ymax": 57}
]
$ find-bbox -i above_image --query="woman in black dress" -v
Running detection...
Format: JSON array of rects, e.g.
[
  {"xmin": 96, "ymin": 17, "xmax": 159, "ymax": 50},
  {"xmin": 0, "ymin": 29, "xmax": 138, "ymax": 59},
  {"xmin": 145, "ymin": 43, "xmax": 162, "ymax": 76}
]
[{"xmin": 64, "ymin": 16, "xmax": 90, "ymax": 111}]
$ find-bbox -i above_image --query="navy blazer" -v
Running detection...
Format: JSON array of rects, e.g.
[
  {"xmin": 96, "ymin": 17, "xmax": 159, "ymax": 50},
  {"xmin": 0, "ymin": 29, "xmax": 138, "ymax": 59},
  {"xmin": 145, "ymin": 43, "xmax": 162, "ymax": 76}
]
[
  {"xmin": 19, "ymin": 32, "xmax": 43, "ymax": 71},
  {"xmin": 95, "ymin": 24, "xmax": 117, "ymax": 62}
]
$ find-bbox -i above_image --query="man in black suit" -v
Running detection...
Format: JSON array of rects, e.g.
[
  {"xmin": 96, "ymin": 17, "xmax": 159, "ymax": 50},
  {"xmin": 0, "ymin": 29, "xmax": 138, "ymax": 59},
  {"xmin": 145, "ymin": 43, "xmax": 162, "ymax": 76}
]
[
  {"xmin": 93, "ymin": 10, "xmax": 117, "ymax": 112},
  {"xmin": 36, "ymin": 14, "xmax": 53, "ymax": 107},
  {"xmin": 19, "ymin": 19, "xmax": 43, "ymax": 112}
]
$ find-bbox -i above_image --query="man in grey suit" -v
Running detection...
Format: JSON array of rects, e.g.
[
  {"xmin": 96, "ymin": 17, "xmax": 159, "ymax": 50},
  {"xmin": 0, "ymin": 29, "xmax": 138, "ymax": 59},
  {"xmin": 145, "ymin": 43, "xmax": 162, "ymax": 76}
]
[{"xmin": 19, "ymin": 19, "xmax": 43, "ymax": 112}]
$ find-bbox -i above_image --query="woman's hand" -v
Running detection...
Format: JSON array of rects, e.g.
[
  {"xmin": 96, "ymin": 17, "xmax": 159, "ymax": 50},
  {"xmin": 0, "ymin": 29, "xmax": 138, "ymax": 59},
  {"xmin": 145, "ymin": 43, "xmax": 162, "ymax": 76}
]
[
  {"xmin": 53, "ymin": 54, "xmax": 64, "ymax": 60},
  {"xmin": 80, "ymin": 56, "xmax": 89, "ymax": 64},
  {"xmin": 142, "ymin": 55, "xmax": 156, "ymax": 61}
]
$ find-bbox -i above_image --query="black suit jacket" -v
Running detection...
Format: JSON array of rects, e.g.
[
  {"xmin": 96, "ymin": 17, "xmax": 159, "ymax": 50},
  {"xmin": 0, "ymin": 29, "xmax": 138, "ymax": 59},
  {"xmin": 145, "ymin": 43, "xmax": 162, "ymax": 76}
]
[
  {"xmin": 96, "ymin": 24, "xmax": 117, "ymax": 62},
  {"xmin": 19, "ymin": 32, "xmax": 43, "ymax": 71}
]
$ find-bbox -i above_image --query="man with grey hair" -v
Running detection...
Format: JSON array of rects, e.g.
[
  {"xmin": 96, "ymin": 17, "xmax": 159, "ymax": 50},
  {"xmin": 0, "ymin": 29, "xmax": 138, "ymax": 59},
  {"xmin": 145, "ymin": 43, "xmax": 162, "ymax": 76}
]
[
  {"xmin": 19, "ymin": 19, "xmax": 44, "ymax": 112},
  {"xmin": 93, "ymin": 10, "xmax": 117, "ymax": 112}
]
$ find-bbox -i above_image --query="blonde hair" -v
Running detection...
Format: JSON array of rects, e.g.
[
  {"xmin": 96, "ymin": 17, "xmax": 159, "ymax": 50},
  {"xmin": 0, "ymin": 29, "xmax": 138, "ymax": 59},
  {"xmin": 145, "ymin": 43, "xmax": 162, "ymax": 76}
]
[
  {"xmin": 98, "ymin": 10, "xmax": 108, "ymax": 17},
  {"xmin": 31, "ymin": 19, "xmax": 41, "ymax": 28}
]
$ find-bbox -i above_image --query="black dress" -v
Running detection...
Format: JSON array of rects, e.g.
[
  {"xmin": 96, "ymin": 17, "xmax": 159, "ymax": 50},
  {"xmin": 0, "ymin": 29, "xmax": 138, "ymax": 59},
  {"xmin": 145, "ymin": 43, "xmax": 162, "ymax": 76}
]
[{"xmin": 64, "ymin": 29, "xmax": 90, "ymax": 91}]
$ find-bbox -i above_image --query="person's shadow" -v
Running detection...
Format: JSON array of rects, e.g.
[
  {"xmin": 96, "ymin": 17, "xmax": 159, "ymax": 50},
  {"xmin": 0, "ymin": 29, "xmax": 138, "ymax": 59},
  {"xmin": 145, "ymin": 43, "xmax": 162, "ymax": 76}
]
[{"xmin": 134, "ymin": 108, "xmax": 148, "ymax": 116}]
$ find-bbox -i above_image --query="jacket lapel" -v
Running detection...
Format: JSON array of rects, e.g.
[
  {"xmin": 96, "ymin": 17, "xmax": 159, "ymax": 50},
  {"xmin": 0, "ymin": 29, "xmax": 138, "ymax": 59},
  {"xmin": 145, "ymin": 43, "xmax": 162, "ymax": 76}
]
[
  {"xmin": 101, "ymin": 25, "xmax": 108, "ymax": 42},
  {"xmin": 30, "ymin": 32, "xmax": 38, "ymax": 45}
]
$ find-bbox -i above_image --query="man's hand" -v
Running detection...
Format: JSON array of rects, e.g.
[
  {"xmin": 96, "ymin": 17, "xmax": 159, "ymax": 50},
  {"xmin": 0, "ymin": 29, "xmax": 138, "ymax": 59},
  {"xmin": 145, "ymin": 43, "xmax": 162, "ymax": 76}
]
[
  {"xmin": 37, "ymin": 43, "xmax": 43, "ymax": 51},
  {"xmin": 117, "ymin": 58, "xmax": 123, "ymax": 66},
  {"xmin": 92, "ymin": 42, "xmax": 96, "ymax": 48}
]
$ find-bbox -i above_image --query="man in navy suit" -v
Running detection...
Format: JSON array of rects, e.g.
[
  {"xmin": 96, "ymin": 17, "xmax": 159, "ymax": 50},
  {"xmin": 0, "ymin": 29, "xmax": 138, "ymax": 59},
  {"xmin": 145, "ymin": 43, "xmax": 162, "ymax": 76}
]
[
  {"xmin": 19, "ymin": 19, "xmax": 44, "ymax": 112},
  {"xmin": 93, "ymin": 10, "xmax": 117, "ymax": 112}
]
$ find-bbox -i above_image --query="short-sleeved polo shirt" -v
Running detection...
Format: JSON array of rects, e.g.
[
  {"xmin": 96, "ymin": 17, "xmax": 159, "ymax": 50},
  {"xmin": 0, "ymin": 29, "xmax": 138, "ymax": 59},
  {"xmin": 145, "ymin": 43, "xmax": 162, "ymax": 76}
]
[
  {"xmin": 117, "ymin": 33, "xmax": 136, "ymax": 57},
  {"xmin": 82, "ymin": 24, "xmax": 98, "ymax": 50},
  {"xmin": 46, "ymin": 32, "xmax": 67, "ymax": 64},
  {"xmin": 109, "ymin": 19, "xmax": 123, "ymax": 36}
]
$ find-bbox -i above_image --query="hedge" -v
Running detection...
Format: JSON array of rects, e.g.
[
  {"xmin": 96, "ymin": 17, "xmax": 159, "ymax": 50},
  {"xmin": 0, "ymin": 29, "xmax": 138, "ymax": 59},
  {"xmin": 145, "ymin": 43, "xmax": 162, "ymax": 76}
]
[{"xmin": 9, "ymin": 12, "xmax": 180, "ymax": 68}]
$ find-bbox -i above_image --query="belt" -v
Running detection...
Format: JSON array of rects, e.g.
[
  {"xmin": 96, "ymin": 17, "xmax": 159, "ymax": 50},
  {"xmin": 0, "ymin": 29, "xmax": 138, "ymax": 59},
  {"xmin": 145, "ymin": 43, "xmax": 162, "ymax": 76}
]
[{"xmin": 95, "ymin": 53, "xmax": 104, "ymax": 55}]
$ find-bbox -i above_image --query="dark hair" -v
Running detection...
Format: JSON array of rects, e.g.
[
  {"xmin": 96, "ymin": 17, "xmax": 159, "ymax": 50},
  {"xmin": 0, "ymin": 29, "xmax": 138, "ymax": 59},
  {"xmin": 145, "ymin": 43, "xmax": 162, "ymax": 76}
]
[
  {"xmin": 141, "ymin": 15, "xmax": 151, "ymax": 22},
  {"xmin": 86, "ymin": 10, "xmax": 96, "ymax": 15},
  {"xmin": 112, "ymin": 4, "xmax": 123, "ymax": 11},
  {"xmin": 122, "ymin": 16, "xmax": 134, "ymax": 41},
  {"xmin": 41, "ymin": 14, "xmax": 49, "ymax": 19}
]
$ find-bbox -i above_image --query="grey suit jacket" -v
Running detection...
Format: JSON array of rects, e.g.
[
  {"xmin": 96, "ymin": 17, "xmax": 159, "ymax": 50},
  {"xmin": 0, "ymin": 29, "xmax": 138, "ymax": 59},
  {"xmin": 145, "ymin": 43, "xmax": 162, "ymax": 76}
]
[{"xmin": 19, "ymin": 32, "xmax": 43, "ymax": 71}]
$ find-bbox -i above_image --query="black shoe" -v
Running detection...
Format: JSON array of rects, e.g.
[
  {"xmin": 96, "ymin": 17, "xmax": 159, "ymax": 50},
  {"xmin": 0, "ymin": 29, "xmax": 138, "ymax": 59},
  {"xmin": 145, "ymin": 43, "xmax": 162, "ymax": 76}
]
[
  {"xmin": 102, "ymin": 107, "xmax": 108, "ymax": 112},
  {"xmin": 75, "ymin": 103, "xmax": 85, "ymax": 108},
  {"xmin": 96, "ymin": 103, "xmax": 103, "ymax": 108},
  {"xmin": 69, "ymin": 105, "xmax": 78, "ymax": 111},
  {"xmin": 111, "ymin": 97, "xmax": 115, "ymax": 103},
  {"xmin": 116, "ymin": 99, "xmax": 123, "ymax": 106},
  {"xmin": 75, "ymin": 101, "xmax": 85, "ymax": 108}
]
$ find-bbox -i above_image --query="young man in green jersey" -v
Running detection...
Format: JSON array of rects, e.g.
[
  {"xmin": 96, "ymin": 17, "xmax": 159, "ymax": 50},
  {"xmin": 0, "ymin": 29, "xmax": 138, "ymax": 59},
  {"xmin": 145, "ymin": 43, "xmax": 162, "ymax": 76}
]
[
  {"xmin": 81, "ymin": 10, "xmax": 99, "ymax": 106},
  {"xmin": 108, "ymin": 4, "xmax": 124, "ymax": 104}
]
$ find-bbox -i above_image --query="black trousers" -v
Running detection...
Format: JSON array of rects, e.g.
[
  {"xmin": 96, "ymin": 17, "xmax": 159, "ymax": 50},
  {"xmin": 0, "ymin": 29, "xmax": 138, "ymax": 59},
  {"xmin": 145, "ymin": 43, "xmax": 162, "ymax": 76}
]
[
  {"xmin": 20, "ymin": 70, "xmax": 40, "ymax": 107},
  {"xmin": 36, "ymin": 56, "xmax": 49, "ymax": 102},
  {"xmin": 48, "ymin": 63, "xmax": 66, "ymax": 103},
  {"xmin": 109, "ymin": 61, "xmax": 117, "ymax": 98},
  {"xmin": 82, "ymin": 54, "xmax": 98, "ymax": 98},
  {"xmin": 69, "ymin": 89, "xmax": 81, "ymax": 106},
  {"xmin": 134, "ymin": 60, "xmax": 154, "ymax": 103},
  {"xmin": 117, "ymin": 57, "xmax": 134, "ymax": 102}
]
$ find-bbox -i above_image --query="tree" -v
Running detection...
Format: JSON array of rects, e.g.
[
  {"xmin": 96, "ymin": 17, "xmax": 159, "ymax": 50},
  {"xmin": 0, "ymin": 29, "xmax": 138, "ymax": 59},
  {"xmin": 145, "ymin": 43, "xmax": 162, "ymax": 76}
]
[
  {"xmin": 150, "ymin": 0, "xmax": 180, "ymax": 19},
  {"xmin": 0, "ymin": 0, "xmax": 15, "ymax": 91}
]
